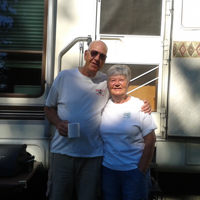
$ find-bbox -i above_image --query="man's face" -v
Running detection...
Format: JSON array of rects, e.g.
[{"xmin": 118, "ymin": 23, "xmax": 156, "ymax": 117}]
[{"xmin": 84, "ymin": 41, "xmax": 107, "ymax": 77}]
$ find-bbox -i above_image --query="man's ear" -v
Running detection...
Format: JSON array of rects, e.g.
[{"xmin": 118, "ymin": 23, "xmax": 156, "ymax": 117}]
[{"xmin": 84, "ymin": 50, "xmax": 88, "ymax": 60}]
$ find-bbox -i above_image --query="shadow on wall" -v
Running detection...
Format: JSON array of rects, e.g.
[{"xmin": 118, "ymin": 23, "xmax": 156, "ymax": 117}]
[{"xmin": 168, "ymin": 58, "xmax": 200, "ymax": 137}]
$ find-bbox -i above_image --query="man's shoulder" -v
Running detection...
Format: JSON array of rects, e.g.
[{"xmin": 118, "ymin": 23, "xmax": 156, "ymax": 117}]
[
  {"xmin": 98, "ymin": 70, "xmax": 106, "ymax": 77},
  {"xmin": 60, "ymin": 68, "xmax": 77, "ymax": 74},
  {"xmin": 97, "ymin": 70, "xmax": 106, "ymax": 76},
  {"xmin": 57, "ymin": 68, "xmax": 77, "ymax": 78},
  {"xmin": 94, "ymin": 71, "xmax": 107, "ymax": 81},
  {"xmin": 52, "ymin": 69, "xmax": 78, "ymax": 86}
]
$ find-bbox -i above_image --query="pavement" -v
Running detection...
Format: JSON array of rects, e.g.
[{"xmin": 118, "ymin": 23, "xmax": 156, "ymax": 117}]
[
  {"xmin": 156, "ymin": 171, "xmax": 200, "ymax": 200},
  {"xmin": 2, "ymin": 170, "xmax": 200, "ymax": 200}
]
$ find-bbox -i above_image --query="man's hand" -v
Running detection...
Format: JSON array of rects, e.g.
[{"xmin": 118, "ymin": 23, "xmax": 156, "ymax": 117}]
[
  {"xmin": 44, "ymin": 106, "xmax": 69, "ymax": 137},
  {"xmin": 56, "ymin": 120, "xmax": 69, "ymax": 137},
  {"xmin": 141, "ymin": 100, "xmax": 151, "ymax": 114}
]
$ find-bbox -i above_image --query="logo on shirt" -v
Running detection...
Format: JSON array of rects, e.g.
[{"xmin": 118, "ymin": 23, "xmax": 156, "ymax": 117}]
[
  {"xmin": 123, "ymin": 112, "xmax": 131, "ymax": 118},
  {"xmin": 95, "ymin": 89, "xmax": 105, "ymax": 96}
]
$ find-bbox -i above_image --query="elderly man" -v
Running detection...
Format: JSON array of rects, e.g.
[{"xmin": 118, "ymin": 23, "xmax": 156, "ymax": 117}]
[{"xmin": 44, "ymin": 40, "xmax": 151, "ymax": 200}]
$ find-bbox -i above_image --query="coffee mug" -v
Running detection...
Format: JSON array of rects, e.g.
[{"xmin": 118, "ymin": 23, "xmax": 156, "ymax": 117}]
[{"xmin": 68, "ymin": 123, "xmax": 80, "ymax": 138}]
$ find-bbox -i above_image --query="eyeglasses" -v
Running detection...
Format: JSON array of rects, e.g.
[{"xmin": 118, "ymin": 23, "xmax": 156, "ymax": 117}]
[{"xmin": 88, "ymin": 50, "xmax": 107, "ymax": 61}]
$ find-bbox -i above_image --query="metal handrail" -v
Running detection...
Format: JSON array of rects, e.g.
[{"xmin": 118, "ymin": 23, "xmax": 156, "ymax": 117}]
[
  {"xmin": 130, "ymin": 66, "xmax": 159, "ymax": 82},
  {"xmin": 58, "ymin": 35, "xmax": 92, "ymax": 72},
  {"xmin": 127, "ymin": 66, "xmax": 159, "ymax": 94},
  {"xmin": 127, "ymin": 77, "xmax": 159, "ymax": 94}
]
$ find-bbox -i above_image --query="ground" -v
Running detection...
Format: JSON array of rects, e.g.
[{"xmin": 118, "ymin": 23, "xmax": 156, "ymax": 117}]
[{"xmin": 1, "ymin": 170, "xmax": 200, "ymax": 200}]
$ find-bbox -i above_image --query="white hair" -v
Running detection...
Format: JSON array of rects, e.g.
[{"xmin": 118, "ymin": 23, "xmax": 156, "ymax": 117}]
[{"xmin": 107, "ymin": 65, "xmax": 131, "ymax": 83}]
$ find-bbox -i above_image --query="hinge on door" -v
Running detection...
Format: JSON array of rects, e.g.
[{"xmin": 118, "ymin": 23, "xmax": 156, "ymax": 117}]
[
  {"xmin": 166, "ymin": 0, "xmax": 174, "ymax": 16},
  {"xmin": 161, "ymin": 40, "xmax": 169, "ymax": 50},
  {"xmin": 161, "ymin": 40, "xmax": 170, "ymax": 64},
  {"xmin": 158, "ymin": 107, "xmax": 167, "ymax": 139}
]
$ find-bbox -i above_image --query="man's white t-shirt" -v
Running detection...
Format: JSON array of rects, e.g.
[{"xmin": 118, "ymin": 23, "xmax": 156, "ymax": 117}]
[
  {"xmin": 100, "ymin": 96, "xmax": 157, "ymax": 171},
  {"xmin": 45, "ymin": 68, "xmax": 110, "ymax": 157}
]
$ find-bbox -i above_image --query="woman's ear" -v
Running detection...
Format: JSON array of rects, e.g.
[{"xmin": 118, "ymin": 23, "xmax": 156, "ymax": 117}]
[{"xmin": 126, "ymin": 82, "xmax": 130, "ymax": 91}]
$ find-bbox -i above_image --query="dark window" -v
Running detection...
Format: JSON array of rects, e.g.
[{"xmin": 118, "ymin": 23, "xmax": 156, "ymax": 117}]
[{"xmin": 0, "ymin": 0, "xmax": 47, "ymax": 97}]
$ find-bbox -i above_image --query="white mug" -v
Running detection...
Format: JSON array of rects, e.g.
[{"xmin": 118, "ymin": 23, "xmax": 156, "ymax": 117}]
[{"xmin": 68, "ymin": 123, "xmax": 80, "ymax": 138}]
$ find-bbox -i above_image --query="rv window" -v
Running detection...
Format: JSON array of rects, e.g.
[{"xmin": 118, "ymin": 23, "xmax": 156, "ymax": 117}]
[
  {"xmin": 100, "ymin": 0, "xmax": 162, "ymax": 36},
  {"xmin": 100, "ymin": 64, "xmax": 158, "ymax": 112},
  {"xmin": 0, "ymin": 0, "xmax": 47, "ymax": 97},
  {"xmin": 181, "ymin": 0, "xmax": 200, "ymax": 28}
]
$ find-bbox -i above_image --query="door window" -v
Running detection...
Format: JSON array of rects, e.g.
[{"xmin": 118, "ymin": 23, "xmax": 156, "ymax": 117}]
[{"xmin": 100, "ymin": 0, "xmax": 162, "ymax": 35}]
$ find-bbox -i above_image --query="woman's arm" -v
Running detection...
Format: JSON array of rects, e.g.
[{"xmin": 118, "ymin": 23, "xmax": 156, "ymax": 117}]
[{"xmin": 138, "ymin": 131, "xmax": 156, "ymax": 174}]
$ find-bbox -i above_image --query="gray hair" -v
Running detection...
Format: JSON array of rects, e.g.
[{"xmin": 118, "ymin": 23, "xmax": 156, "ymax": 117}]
[{"xmin": 107, "ymin": 65, "xmax": 131, "ymax": 83}]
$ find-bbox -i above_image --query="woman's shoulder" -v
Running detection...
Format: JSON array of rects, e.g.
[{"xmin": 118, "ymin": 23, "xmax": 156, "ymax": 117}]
[{"xmin": 130, "ymin": 96, "xmax": 144, "ymax": 105}]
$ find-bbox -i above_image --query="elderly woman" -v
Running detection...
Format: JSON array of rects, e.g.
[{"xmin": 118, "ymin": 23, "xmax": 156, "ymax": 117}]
[{"xmin": 100, "ymin": 65, "xmax": 157, "ymax": 200}]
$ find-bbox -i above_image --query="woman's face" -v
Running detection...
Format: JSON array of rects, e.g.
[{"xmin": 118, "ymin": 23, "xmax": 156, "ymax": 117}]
[{"xmin": 108, "ymin": 75, "xmax": 129, "ymax": 97}]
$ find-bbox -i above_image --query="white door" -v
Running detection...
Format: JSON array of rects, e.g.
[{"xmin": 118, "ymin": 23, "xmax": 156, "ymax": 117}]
[{"xmin": 96, "ymin": 0, "xmax": 167, "ymax": 136}]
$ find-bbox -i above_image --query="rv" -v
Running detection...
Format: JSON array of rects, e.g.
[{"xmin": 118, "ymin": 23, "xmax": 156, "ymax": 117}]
[{"xmin": 1, "ymin": 0, "xmax": 200, "ymax": 174}]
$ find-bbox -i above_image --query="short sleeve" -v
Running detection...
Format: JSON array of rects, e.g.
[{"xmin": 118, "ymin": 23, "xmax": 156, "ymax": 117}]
[
  {"xmin": 140, "ymin": 113, "xmax": 157, "ymax": 137},
  {"xmin": 45, "ymin": 74, "xmax": 61, "ymax": 107}
]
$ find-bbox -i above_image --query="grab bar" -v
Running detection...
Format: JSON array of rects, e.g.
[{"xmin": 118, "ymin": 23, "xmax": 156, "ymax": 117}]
[{"xmin": 58, "ymin": 35, "xmax": 92, "ymax": 72}]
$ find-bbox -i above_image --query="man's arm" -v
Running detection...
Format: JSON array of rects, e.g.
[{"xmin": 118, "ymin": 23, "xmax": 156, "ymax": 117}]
[
  {"xmin": 138, "ymin": 131, "xmax": 156, "ymax": 174},
  {"xmin": 44, "ymin": 106, "xmax": 68, "ymax": 137},
  {"xmin": 141, "ymin": 100, "xmax": 151, "ymax": 114}
]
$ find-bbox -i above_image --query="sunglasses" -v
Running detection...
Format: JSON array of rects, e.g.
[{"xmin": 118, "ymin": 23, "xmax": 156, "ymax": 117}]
[{"xmin": 88, "ymin": 50, "xmax": 107, "ymax": 61}]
